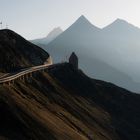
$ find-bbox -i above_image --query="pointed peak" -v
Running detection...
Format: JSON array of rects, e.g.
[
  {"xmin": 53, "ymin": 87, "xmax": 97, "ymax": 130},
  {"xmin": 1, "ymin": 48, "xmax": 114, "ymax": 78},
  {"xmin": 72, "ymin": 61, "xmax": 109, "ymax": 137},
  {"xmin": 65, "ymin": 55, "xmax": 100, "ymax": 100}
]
[
  {"xmin": 47, "ymin": 27, "xmax": 63, "ymax": 35},
  {"xmin": 46, "ymin": 27, "xmax": 63, "ymax": 38},
  {"xmin": 113, "ymin": 18, "xmax": 128, "ymax": 24},
  {"xmin": 74, "ymin": 15, "xmax": 95, "ymax": 27},
  {"xmin": 103, "ymin": 18, "xmax": 132, "ymax": 30},
  {"xmin": 77, "ymin": 15, "xmax": 89, "ymax": 22},
  {"xmin": 53, "ymin": 27, "xmax": 63, "ymax": 32},
  {"xmin": 66, "ymin": 15, "xmax": 100, "ymax": 32},
  {"xmin": 79, "ymin": 15, "xmax": 87, "ymax": 19}
]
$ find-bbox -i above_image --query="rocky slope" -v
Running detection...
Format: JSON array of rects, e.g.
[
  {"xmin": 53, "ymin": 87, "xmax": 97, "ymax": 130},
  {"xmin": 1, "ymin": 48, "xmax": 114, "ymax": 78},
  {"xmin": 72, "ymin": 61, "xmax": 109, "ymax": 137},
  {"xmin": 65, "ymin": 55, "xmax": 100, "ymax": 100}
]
[
  {"xmin": 0, "ymin": 63, "xmax": 140, "ymax": 140},
  {"xmin": 0, "ymin": 29, "xmax": 49, "ymax": 73}
]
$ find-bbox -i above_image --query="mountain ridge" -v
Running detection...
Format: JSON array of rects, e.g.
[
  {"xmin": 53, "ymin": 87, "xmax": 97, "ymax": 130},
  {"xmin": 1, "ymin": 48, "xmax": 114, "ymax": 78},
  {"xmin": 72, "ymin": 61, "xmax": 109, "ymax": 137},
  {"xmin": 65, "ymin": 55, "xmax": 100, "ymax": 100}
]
[
  {"xmin": 29, "ymin": 15, "xmax": 140, "ymax": 92},
  {"xmin": 31, "ymin": 27, "xmax": 63, "ymax": 45},
  {"xmin": 0, "ymin": 29, "xmax": 49, "ymax": 73}
]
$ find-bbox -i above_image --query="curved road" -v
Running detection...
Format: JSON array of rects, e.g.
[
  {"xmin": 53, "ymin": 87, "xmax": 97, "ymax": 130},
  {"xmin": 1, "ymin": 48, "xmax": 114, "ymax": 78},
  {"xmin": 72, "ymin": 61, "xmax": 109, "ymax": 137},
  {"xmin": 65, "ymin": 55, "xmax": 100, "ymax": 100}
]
[{"xmin": 0, "ymin": 57, "xmax": 53, "ymax": 84}]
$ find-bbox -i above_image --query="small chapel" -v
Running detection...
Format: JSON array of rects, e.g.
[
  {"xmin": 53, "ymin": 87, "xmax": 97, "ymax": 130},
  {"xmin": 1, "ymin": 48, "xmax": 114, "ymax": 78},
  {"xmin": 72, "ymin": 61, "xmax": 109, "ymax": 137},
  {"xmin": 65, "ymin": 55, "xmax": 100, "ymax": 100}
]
[{"xmin": 69, "ymin": 52, "xmax": 78, "ymax": 69}]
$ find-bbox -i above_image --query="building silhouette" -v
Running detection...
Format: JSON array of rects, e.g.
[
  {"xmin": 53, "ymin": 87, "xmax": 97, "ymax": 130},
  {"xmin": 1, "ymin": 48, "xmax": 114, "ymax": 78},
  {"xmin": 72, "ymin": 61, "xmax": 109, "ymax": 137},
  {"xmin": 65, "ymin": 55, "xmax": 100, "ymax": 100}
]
[{"xmin": 69, "ymin": 52, "xmax": 78, "ymax": 69}]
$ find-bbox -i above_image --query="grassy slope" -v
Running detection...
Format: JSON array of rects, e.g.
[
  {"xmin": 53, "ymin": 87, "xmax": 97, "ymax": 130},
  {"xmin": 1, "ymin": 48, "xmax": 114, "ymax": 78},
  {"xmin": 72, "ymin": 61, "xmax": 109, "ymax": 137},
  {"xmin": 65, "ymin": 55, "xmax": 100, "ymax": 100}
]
[{"xmin": 0, "ymin": 63, "xmax": 139, "ymax": 140}]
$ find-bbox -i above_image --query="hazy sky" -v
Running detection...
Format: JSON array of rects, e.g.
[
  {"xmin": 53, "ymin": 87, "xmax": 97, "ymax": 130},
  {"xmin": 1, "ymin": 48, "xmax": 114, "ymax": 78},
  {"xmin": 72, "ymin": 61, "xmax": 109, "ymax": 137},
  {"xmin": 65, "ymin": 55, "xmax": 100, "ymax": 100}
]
[{"xmin": 1, "ymin": 0, "xmax": 140, "ymax": 39}]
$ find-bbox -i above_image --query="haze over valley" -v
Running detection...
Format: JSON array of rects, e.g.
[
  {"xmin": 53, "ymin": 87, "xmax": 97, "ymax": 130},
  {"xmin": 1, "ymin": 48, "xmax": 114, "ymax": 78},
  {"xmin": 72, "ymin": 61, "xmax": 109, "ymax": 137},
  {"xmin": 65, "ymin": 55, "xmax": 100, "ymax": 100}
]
[{"xmin": 32, "ymin": 15, "xmax": 140, "ymax": 92}]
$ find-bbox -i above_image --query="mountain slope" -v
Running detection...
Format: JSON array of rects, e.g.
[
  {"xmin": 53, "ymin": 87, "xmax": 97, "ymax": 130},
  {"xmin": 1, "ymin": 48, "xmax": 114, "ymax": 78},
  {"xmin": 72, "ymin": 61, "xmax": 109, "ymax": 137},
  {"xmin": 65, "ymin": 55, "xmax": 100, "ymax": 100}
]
[
  {"xmin": 101, "ymin": 19, "xmax": 140, "ymax": 81},
  {"xmin": 40, "ymin": 16, "xmax": 140, "ymax": 92},
  {"xmin": 0, "ymin": 63, "xmax": 140, "ymax": 140},
  {"xmin": 46, "ymin": 15, "xmax": 100, "ymax": 53},
  {"xmin": 102, "ymin": 18, "xmax": 140, "ymax": 41},
  {"xmin": 0, "ymin": 29, "xmax": 49, "ymax": 73},
  {"xmin": 31, "ymin": 27, "xmax": 63, "ymax": 45},
  {"xmin": 0, "ymin": 30, "xmax": 140, "ymax": 140}
]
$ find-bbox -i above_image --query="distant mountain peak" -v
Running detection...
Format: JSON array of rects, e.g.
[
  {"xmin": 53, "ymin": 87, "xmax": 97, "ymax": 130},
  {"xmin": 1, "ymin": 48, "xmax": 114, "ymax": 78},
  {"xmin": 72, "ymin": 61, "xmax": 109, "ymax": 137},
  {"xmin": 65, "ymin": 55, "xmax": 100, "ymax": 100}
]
[
  {"xmin": 70, "ymin": 15, "xmax": 100, "ymax": 31},
  {"xmin": 31, "ymin": 27, "xmax": 63, "ymax": 45},
  {"xmin": 46, "ymin": 27, "xmax": 63, "ymax": 38},
  {"xmin": 113, "ymin": 18, "xmax": 129, "ymax": 25},
  {"xmin": 103, "ymin": 18, "xmax": 137, "ymax": 31},
  {"xmin": 78, "ymin": 15, "xmax": 88, "ymax": 20},
  {"xmin": 76, "ymin": 15, "xmax": 92, "ymax": 25},
  {"xmin": 54, "ymin": 27, "xmax": 62, "ymax": 30}
]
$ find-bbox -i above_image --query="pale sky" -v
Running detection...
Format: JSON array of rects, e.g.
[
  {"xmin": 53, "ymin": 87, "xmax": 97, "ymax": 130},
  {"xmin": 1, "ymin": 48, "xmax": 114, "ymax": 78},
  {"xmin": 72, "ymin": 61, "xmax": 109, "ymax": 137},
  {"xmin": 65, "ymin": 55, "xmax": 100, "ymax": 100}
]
[{"xmin": 0, "ymin": 0, "xmax": 140, "ymax": 39}]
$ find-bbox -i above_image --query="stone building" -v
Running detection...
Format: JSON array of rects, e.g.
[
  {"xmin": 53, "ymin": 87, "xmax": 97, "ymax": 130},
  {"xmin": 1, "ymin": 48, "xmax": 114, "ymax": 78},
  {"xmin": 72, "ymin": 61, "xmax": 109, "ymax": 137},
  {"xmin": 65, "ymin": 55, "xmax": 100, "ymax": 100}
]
[{"xmin": 69, "ymin": 52, "xmax": 78, "ymax": 69}]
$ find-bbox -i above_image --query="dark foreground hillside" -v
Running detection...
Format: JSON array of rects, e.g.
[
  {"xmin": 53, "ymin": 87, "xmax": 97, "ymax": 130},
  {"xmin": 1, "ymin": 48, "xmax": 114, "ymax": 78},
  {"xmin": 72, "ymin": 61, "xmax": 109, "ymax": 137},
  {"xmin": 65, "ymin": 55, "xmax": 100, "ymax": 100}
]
[
  {"xmin": 0, "ymin": 63, "xmax": 140, "ymax": 140},
  {"xmin": 0, "ymin": 29, "xmax": 49, "ymax": 73}
]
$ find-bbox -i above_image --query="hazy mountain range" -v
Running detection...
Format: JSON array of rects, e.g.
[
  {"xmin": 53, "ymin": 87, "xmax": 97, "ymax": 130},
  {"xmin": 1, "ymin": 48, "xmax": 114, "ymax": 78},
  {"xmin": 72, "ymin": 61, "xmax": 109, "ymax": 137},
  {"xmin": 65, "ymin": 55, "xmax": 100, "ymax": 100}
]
[
  {"xmin": 31, "ymin": 27, "xmax": 63, "ymax": 45},
  {"xmin": 31, "ymin": 15, "xmax": 140, "ymax": 92},
  {"xmin": 0, "ymin": 29, "xmax": 140, "ymax": 140}
]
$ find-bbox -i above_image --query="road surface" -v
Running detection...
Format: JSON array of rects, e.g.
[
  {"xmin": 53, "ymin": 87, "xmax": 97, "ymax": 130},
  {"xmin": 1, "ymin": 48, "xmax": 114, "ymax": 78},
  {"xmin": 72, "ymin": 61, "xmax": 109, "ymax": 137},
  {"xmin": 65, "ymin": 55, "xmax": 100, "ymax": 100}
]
[{"xmin": 0, "ymin": 62, "xmax": 52, "ymax": 84}]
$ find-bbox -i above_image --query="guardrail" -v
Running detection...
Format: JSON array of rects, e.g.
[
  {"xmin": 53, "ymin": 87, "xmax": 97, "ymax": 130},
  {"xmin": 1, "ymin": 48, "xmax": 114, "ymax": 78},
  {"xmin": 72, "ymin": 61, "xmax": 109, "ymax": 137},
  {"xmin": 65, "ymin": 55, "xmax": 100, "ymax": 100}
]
[{"xmin": 0, "ymin": 63, "xmax": 52, "ymax": 84}]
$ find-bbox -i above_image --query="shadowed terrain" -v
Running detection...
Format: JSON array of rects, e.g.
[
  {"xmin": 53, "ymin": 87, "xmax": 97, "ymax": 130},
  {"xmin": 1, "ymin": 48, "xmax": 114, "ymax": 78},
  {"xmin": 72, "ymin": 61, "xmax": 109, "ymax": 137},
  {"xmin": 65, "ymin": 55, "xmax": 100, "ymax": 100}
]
[
  {"xmin": 0, "ymin": 29, "xmax": 140, "ymax": 140},
  {"xmin": 0, "ymin": 63, "xmax": 140, "ymax": 140},
  {"xmin": 0, "ymin": 29, "xmax": 49, "ymax": 73}
]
